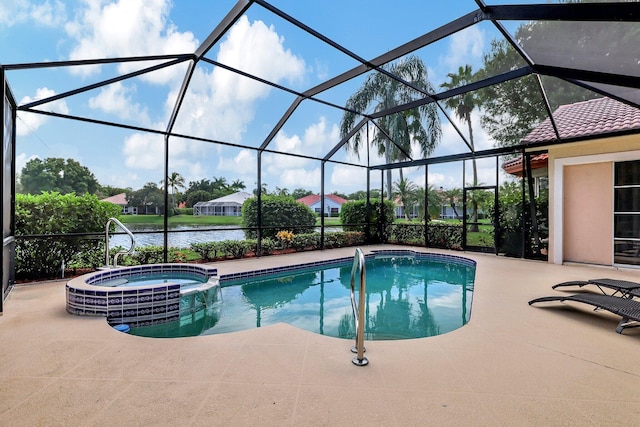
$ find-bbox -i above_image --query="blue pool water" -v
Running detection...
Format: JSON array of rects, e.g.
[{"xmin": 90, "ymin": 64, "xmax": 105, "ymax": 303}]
[
  {"xmin": 98, "ymin": 273, "xmax": 206, "ymax": 288},
  {"xmin": 128, "ymin": 253, "xmax": 475, "ymax": 340}
]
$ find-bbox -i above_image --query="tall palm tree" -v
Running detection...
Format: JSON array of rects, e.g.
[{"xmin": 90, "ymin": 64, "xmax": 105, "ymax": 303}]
[
  {"xmin": 161, "ymin": 172, "xmax": 186, "ymax": 211},
  {"xmin": 393, "ymin": 177, "xmax": 418, "ymax": 220},
  {"xmin": 340, "ymin": 55, "xmax": 441, "ymax": 199},
  {"xmin": 414, "ymin": 185, "xmax": 442, "ymax": 221},
  {"xmin": 440, "ymin": 65, "xmax": 481, "ymax": 230}
]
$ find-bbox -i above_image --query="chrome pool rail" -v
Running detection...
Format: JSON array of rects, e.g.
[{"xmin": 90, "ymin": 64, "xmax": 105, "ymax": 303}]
[
  {"xmin": 350, "ymin": 247, "xmax": 368, "ymax": 366},
  {"xmin": 104, "ymin": 217, "xmax": 136, "ymax": 268}
]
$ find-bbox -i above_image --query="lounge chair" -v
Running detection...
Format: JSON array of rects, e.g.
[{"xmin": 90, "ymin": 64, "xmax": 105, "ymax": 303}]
[
  {"xmin": 551, "ymin": 278, "xmax": 640, "ymax": 298},
  {"xmin": 528, "ymin": 293, "xmax": 640, "ymax": 334}
]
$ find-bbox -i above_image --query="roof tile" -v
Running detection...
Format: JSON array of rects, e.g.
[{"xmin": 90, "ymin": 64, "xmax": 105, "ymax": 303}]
[{"xmin": 522, "ymin": 97, "xmax": 640, "ymax": 144}]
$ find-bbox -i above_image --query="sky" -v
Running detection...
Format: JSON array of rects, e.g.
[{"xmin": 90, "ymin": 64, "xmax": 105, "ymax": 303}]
[{"xmin": 0, "ymin": 0, "xmax": 526, "ymax": 196}]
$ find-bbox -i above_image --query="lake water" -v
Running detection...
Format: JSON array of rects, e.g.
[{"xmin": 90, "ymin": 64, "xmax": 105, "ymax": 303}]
[
  {"xmin": 110, "ymin": 224, "xmax": 245, "ymax": 249},
  {"xmin": 110, "ymin": 224, "xmax": 342, "ymax": 249}
]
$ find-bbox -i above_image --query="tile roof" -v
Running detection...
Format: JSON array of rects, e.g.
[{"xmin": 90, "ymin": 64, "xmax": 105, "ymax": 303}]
[
  {"xmin": 522, "ymin": 97, "xmax": 640, "ymax": 144},
  {"xmin": 297, "ymin": 194, "xmax": 348, "ymax": 206},
  {"xmin": 101, "ymin": 193, "xmax": 128, "ymax": 205},
  {"xmin": 502, "ymin": 153, "xmax": 549, "ymax": 176}
]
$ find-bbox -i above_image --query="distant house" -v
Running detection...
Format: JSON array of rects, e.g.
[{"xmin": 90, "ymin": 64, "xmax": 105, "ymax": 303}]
[
  {"xmin": 193, "ymin": 191, "xmax": 253, "ymax": 216},
  {"xmin": 101, "ymin": 193, "xmax": 137, "ymax": 215},
  {"xmin": 296, "ymin": 194, "xmax": 348, "ymax": 217},
  {"xmin": 393, "ymin": 196, "xmax": 419, "ymax": 219}
]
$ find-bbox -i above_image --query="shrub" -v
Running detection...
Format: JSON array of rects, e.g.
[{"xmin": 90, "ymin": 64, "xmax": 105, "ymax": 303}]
[
  {"xmin": 488, "ymin": 181, "xmax": 548, "ymax": 258},
  {"xmin": 218, "ymin": 239, "xmax": 253, "ymax": 258},
  {"xmin": 190, "ymin": 242, "xmax": 222, "ymax": 261},
  {"xmin": 339, "ymin": 198, "xmax": 395, "ymax": 243},
  {"xmin": 427, "ymin": 223, "xmax": 463, "ymax": 250},
  {"xmin": 242, "ymin": 195, "xmax": 316, "ymax": 239},
  {"xmin": 15, "ymin": 192, "xmax": 122, "ymax": 279}
]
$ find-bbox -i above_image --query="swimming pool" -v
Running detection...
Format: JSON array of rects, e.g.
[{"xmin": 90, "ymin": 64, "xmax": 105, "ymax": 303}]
[{"xmin": 128, "ymin": 250, "xmax": 476, "ymax": 340}]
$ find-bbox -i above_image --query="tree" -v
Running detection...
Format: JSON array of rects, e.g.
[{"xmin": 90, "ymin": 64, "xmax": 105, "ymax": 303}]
[
  {"xmin": 393, "ymin": 177, "xmax": 418, "ymax": 220},
  {"xmin": 340, "ymin": 55, "xmax": 441, "ymax": 199},
  {"xmin": 20, "ymin": 157, "xmax": 99, "ymax": 195},
  {"xmin": 291, "ymin": 188, "xmax": 313, "ymax": 199},
  {"xmin": 126, "ymin": 182, "xmax": 164, "ymax": 214},
  {"xmin": 186, "ymin": 190, "xmax": 212, "ymax": 208},
  {"xmin": 347, "ymin": 189, "xmax": 382, "ymax": 200},
  {"xmin": 475, "ymin": 13, "xmax": 638, "ymax": 146},
  {"xmin": 161, "ymin": 172, "xmax": 186, "ymax": 212},
  {"xmin": 440, "ymin": 65, "xmax": 482, "ymax": 230},
  {"xmin": 441, "ymin": 188, "xmax": 462, "ymax": 220}
]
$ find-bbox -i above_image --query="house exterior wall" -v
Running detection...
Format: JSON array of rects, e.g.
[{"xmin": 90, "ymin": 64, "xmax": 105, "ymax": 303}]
[
  {"xmin": 309, "ymin": 198, "xmax": 342, "ymax": 216},
  {"xmin": 548, "ymin": 134, "xmax": 640, "ymax": 265},
  {"xmin": 562, "ymin": 163, "xmax": 612, "ymax": 265}
]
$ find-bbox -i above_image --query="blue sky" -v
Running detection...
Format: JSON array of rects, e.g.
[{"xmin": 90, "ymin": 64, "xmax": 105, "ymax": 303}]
[{"xmin": 1, "ymin": 0, "xmax": 522, "ymax": 195}]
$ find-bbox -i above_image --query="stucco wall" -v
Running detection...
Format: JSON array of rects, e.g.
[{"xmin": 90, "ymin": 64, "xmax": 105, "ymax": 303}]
[
  {"xmin": 563, "ymin": 163, "xmax": 612, "ymax": 265},
  {"xmin": 547, "ymin": 133, "xmax": 640, "ymax": 265}
]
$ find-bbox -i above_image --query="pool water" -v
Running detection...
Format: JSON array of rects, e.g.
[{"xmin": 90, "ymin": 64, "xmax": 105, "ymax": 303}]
[
  {"xmin": 98, "ymin": 273, "xmax": 206, "ymax": 287},
  {"xmin": 128, "ymin": 255, "xmax": 475, "ymax": 340}
]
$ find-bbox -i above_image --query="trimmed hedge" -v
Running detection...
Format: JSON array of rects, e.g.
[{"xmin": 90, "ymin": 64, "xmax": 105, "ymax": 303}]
[
  {"xmin": 242, "ymin": 195, "xmax": 317, "ymax": 239},
  {"xmin": 339, "ymin": 198, "xmax": 395, "ymax": 243},
  {"xmin": 15, "ymin": 192, "xmax": 122, "ymax": 278}
]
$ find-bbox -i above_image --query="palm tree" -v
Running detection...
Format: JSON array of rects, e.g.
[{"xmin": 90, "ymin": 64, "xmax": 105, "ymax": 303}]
[
  {"xmin": 440, "ymin": 65, "xmax": 481, "ymax": 230},
  {"xmin": 442, "ymin": 187, "xmax": 462, "ymax": 220},
  {"xmin": 393, "ymin": 177, "xmax": 418, "ymax": 220},
  {"xmin": 161, "ymin": 172, "xmax": 186, "ymax": 212},
  {"xmin": 414, "ymin": 185, "xmax": 442, "ymax": 221},
  {"xmin": 340, "ymin": 55, "xmax": 441, "ymax": 199}
]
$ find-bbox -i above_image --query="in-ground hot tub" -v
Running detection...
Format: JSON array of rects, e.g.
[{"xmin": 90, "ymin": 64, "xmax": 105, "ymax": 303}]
[{"xmin": 66, "ymin": 263, "xmax": 219, "ymax": 328}]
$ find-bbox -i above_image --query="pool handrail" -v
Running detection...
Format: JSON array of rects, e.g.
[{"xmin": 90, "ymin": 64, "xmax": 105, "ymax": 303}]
[
  {"xmin": 350, "ymin": 247, "xmax": 368, "ymax": 366},
  {"xmin": 105, "ymin": 218, "xmax": 136, "ymax": 268}
]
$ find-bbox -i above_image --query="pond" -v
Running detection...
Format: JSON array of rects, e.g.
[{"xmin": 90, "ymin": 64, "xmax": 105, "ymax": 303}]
[
  {"xmin": 110, "ymin": 224, "xmax": 343, "ymax": 249},
  {"xmin": 109, "ymin": 224, "xmax": 245, "ymax": 249}
]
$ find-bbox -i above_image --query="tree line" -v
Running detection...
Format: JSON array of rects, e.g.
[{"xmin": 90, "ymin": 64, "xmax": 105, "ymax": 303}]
[{"xmin": 17, "ymin": 157, "xmax": 388, "ymax": 211}]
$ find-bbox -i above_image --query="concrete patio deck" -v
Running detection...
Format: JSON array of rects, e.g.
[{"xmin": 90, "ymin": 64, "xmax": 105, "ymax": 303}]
[{"xmin": 1, "ymin": 245, "xmax": 639, "ymax": 426}]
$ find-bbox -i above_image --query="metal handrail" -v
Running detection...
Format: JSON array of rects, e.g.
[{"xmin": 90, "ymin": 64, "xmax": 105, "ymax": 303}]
[
  {"xmin": 105, "ymin": 217, "xmax": 136, "ymax": 268},
  {"xmin": 350, "ymin": 247, "xmax": 368, "ymax": 366}
]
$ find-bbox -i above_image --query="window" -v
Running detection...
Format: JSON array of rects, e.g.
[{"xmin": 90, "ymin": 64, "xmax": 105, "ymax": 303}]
[{"xmin": 614, "ymin": 160, "xmax": 640, "ymax": 265}]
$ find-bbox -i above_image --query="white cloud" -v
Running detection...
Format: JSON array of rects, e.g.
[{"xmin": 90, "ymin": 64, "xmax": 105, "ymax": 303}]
[
  {"xmin": 173, "ymin": 16, "xmax": 306, "ymax": 142},
  {"xmin": 216, "ymin": 149, "xmax": 256, "ymax": 175},
  {"xmin": 15, "ymin": 153, "xmax": 39, "ymax": 174},
  {"xmin": 0, "ymin": 0, "xmax": 66, "ymax": 27},
  {"xmin": 65, "ymin": 0, "xmax": 197, "ymax": 82},
  {"xmin": 441, "ymin": 26, "xmax": 485, "ymax": 74},
  {"xmin": 122, "ymin": 132, "xmax": 164, "ymax": 170},
  {"xmin": 16, "ymin": 87, "xmax": 70, "ymax": 136},
  {"xmin": 88, "ymin": 82, "xmax": 151, "ymax": 125}
]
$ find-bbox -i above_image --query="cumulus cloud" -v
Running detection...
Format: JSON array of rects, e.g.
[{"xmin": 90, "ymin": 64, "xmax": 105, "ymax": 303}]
[
  {"xmin": 88, "ymin": 82, "xmax": 152, "ymax": 125},
  {"xmin": 119, "ymin": 12, "xmax": 306, "ymax": 174},
  {"xmin": 65, "ymin": 0, "xmax": 197, "ymax": 82},
  {"xmin": 173, "ymin": 16, "xmax": 306, "ymax": 142},
  {"xmin": 263, "ymin": 117, "xmax": 338, "ymax": 179},
  {"xmin": 0, "ymin": 0, "xmax": 66, "ymax": 27},
  {"xmin": 16, "ymin": 87, "xmax": 70, "ymax": 136},
  {"xmin": 442, "ymin": 26, "xmax": 485, "ymax": 73}
]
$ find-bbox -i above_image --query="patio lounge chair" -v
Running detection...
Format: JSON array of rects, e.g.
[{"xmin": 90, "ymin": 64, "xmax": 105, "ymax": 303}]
[
  {"xmin": 551, "ymin": 278, "xmax": 640, "ymax": 298},
  {"xmin": 528, "ymin": 293, "xmax": 640, "ymax": 334}
]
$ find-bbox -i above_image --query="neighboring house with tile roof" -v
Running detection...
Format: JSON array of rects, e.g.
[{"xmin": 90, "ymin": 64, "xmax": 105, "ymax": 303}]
[
  {"xmin": 101, "ymin": 193, "xmax": 137, "ymax": 215},
  {"xmin": 509, "ymin": 97, "xmax": 640, "ymax": 267},
  {"xmin": 193, "ymin": 191, "xmax": 253, "ymax": 216},
  {"xmin": 297, "ymin": 194, "xmax": 348, "ymax": 217}
]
